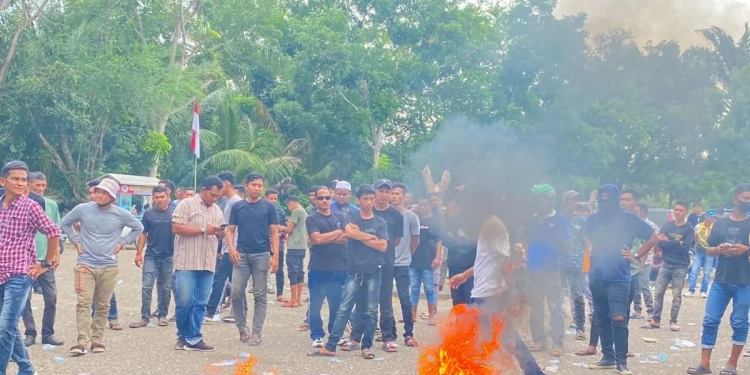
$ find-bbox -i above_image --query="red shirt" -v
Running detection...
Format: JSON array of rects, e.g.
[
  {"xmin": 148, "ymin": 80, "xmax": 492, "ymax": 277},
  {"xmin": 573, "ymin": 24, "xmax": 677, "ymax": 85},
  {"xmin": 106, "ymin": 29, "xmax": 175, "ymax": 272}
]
[{"xmin": 0, "ymin": 195, "xmax": 61, "ymax": 284}]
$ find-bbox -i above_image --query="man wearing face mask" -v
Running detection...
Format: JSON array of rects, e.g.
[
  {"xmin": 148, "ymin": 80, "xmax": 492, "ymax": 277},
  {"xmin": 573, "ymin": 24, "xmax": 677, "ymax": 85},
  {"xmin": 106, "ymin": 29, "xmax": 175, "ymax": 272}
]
[
  {"xmin": 688, "ymin": 184, "xmax": 750, "ymax": 375},
  {"xmin": 61, "ymin": 178, "xmax": 144, "ymax": 356},
  {"xmin": 583, "ymin": 184, "xmax": 658, "ymax": 374}
]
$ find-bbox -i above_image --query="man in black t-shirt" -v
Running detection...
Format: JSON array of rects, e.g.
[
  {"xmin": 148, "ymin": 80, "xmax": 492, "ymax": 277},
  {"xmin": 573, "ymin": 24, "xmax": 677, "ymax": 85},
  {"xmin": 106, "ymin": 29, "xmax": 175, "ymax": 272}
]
[
  {"xmin": 226, "ymin": 172, "xmax": 279, "ymax": 346},
  {"xmin": 410, "ymin": 197, "xmax": 442, "ymax": 325},
  {"xmin": 688, "ymin": 184, "xmax": 750, "ymax": 375},
  {"xmin": 306, "ymin": 187, "xmax": 348, "ymax": 348},
  {"xmin": 307, "ymin": 184, "xmax": 388, "ymax": 359},
  {"xmin": 130, "ymin": 186, "xmax": 175, "ymax": 328},
  {"xmin": 265, "ymin": 189, "xmax": 288, "ymax": 302},
  {"xmin": 350, "ymin": 179, "xmax": 404, "ymax": 352}
]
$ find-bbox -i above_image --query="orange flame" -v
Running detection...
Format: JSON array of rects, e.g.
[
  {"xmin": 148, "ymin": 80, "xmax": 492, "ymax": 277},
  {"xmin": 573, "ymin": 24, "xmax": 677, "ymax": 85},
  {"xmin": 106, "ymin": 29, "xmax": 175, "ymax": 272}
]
[
  {"xmin": 202, "ymin": 355, "xmax": 278, "ymax": 375},
  {"xmin": 418, "ymin": 304, "xmax": 511, "ymax": 375}
]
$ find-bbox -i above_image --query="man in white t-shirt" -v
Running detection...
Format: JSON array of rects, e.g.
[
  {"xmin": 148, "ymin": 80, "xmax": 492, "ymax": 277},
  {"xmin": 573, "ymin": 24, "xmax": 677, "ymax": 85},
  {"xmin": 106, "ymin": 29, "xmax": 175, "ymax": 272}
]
[{"xmin": 449, "ymin": 214, "xmax": 545, "ymax": 375}]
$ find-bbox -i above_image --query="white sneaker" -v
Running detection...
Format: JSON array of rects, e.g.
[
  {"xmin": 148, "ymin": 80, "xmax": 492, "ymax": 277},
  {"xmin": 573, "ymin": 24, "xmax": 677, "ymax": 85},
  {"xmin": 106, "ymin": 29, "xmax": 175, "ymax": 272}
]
[
  {"xmin": 312, "ymin": 338, "xmax": 324, "ymax": 348},
  {"xmin": 701, "ymin": 292, "xmax": 708, "ymax": 298},
  {"xmin": 338, "ymin": 337, "xmax": 347, "ymax": 346},
  {"xmin": 683, "ymin": 291, "xmax": 694, "ymax": 297}
]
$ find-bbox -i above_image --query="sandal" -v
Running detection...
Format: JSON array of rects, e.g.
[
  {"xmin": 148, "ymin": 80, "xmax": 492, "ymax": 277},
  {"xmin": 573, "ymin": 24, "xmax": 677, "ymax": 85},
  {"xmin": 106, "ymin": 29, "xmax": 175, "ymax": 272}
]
[
  {"xmin": 158, "ymin": 317, "xmax": 168, "ymax": 326},
  {"xmin": 671, "ymin": 323, "xmax": 681, "ymax": 331},
  {"xmin": 382, "ymin": 341, "xmax": 398, "ymax": 353},
  {"xmin": 129, "ymin": 320, "xmax": 149, "ymax": 328},
  {"xmin": 281, "ymin": 302, "xmax": 297, "ymax": 308},
  {"xmin": 528, "ymin": 343, "xmax": 546, "ymax": 352},
  {"xmin": 341, "ymin": 341, "xmax": 361, "ymax": 352},
  {"xmin": 575, "ymin": 330, "xmax": 586, "ymax": 341},
  {"xmin": 630, "ymin": 312, "xmax": 643, "ymax": 319},
  {"xmin": 687, "ymin": 364, "xmax": 713, "ymax": 374},
  {"xmin": 277, "ymin": 296, "xmax": 289, "ymax": 302},
  {"xmin": 69, "ymin": 344, "xmax": 88, "ymax": 356},
  {"xmin": 719, "ymin": 366, "xmax": 737, "ymax": 375},
  {"xmin": 108, "ymin": 320, "xmax": 123, "ymax": 331},
  {"xmin": 550, "ymin": 348, "xmax": 563, "ymax": 357},
  {"xmin": 91, "ymin": 343, "xmax": 106, "ymax": 353},
  {"xmin": 306, "ymin": 349, "xmax": 335, "ymax": 357},
  {"xmin": 297, "ymin": 323, "xmax": 309, "ymax": 331},
  {"xmin": 238, "ymin": 327, "xmax": 250, "ymax": 343},
  {"xmin": 247, "ymin": 333, "xmax": 262, "ymax": 346},
  {"xmin": 575, "ymin": 348, "xmax": 597, "ymax": 356},
  {"xmin": 405, "ymin": 337, "xmax": 419, "ymax": 347},
  {"xmin": 642, "ymin": 320, "xmax": 661, "ymax": 329},
  {"xmin": 362, "ymin": 349, "xmax": 375, "ymax": 359}
]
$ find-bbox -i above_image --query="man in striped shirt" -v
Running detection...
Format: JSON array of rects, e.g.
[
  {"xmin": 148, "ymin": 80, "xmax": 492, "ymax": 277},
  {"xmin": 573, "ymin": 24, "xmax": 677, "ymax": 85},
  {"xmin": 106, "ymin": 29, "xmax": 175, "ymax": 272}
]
[{"xmin": 172, "ymin": 176, "xmax": 225, "ymax": 352}]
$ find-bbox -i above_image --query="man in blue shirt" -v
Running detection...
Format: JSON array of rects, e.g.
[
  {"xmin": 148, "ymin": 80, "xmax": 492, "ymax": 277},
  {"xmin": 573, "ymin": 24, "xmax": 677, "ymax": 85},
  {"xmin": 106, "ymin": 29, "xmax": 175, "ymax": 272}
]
[
  {"xmin": 331, "ymin": 181, "xmax": 359, "ymax": 214},
  {"xmin": 524, "ymin": 184, "xmax": 569, "ymax": 357},
  {"xmin": 584, "ymin": 184, "xmax": 658, "ymax": 374}
]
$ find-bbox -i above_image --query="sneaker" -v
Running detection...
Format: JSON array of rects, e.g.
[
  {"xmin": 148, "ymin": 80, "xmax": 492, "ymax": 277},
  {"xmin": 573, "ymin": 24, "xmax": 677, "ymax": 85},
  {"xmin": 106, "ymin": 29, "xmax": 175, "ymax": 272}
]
[
  {"xmin": 185, "ymin": 340, "xmax": 215, "ymax": 352},
  {"xmin": 312, "ymin": 338, "xmax": 324, "ymax": 348},
  {"xmin": 222, "ymin": 315, "xmax": 235, "ymax": 323},
  {"xmin": 338, "ymin": 337, "xmax": 347, "ymax": 346},
  {"xmin": 168, "ymin": 315, "xmax": 176, "ymax": 322},
  {"xmin": 174, "ymin": 337, "xmax": 187, "ymax": 350},
  {"xmin": 616, "ymin": 363, "xmax": 633, "ymax": 374},
  {"xmin": 23, "ymin": 335, "xmax": 35, "ymax": 347},
  {"xmin": 42, "ymin": 335, "xmax": 64, "ymax": 346},
  {"xmin": 701, "ymin": 292, "xmax": 708, "ymax": 298},
  {"xmin": 588, "ymin": 359, "xmax": 616, "ymax": 369},
  {"xmin": 683, "ymin": 291, "xmax": 694, "ymax": 297}
]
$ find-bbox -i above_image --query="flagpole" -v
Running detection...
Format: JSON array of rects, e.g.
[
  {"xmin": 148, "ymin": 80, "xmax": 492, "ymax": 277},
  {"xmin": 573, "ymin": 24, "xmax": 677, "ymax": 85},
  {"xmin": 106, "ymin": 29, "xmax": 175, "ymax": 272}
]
[{"xmin": 193, "ymin": 154, "xmax": 197, "ymax": 189}]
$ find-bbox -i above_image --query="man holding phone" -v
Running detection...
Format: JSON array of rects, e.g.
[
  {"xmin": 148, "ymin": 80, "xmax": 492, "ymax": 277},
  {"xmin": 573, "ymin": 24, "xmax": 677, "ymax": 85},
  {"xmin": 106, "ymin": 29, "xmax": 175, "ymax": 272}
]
[{"xmin": 688, "ymin": 184, "xmax": 750, "ymax": 375}]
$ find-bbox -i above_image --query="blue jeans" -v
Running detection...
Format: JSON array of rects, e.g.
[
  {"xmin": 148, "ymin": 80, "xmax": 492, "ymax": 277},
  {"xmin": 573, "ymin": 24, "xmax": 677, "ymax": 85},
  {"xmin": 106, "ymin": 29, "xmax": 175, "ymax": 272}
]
[
  {"xmin": 701, "ymin": 282, "xmax": 750, "ymax": 349},
  {"xmin": 410, "ymin": 268, "xmax": 437, "ymax": 305},
  {"xmin": 174, "ymin": 270, "xmax": 214, "ymax": 345},
  {"xmin": 689, "ymin": 251, "xmax": 715, "ymax": 294},
  {"xmin": 0, "ymin": 275, "xmax": 35, "ymax": 375},
  {"xmin": 141, "ymin": 256, "xmax": 173, "ymax": 321},
  {"xmin": 351, "ymin": 264, "xmax": 395, "ymax": 342},
  {"xmin": 470, "ymin": 295, "xmax": 545, "ymax": 375},
  {"xmin": 206, "ymin": 254, "xmax": 233, "ymax": 316},
  {"xmin": 92, "ymin": 292, "xmax": 118, "ymax": 321},
  {"xmin": 325, "ymin": 270, "xmax": 382, "ymax": 352},
  {"xmin": 308, "ymin": 269, "xmax": 346, "ymax": 340}
]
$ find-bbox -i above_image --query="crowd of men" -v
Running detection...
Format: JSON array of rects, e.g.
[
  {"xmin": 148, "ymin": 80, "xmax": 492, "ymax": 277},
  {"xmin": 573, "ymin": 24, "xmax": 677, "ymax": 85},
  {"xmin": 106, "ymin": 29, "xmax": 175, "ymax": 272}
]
[{"xmin": 1, "ymin": 158, "xmax": 750, "ymax": 375}]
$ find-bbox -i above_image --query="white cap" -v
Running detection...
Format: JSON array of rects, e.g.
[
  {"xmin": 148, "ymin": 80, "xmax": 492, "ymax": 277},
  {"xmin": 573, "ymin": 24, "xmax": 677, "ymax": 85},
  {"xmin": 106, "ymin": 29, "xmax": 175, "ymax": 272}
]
[
  {"xmin": 95, "ymin": 178, "xmax": 119, "ymax": 200},
  {"xmin": 335, "ymin": 180, "xmax": 352, "ymax": 191}
]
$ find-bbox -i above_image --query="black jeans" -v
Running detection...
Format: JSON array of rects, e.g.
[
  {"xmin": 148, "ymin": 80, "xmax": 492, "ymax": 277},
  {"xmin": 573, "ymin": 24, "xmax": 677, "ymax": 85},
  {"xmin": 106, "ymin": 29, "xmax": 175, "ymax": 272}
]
[
  {"xmin": 590, "ymin": 279, "xmax": 630, "ymax": 365},
  {"xmin": 206, "ymin": 254, "xmax": 233, "ymax": 316},
  {"xmin": 21, "ymin": 268, "xmax": 57, "ymax": 338},
  {"xmin": 275, "ymin": 246, "xmax": 285, "ymax": 296},
  {"xmin": 394, "ymin": 266, "xmax": 414, "ymax": 339},
  {"xmin": 449, "ymin": 267, "xmax": 473, "ymax": 306},
  {"xmin": 352, "ymin": 263, "xmax": 397, "ymax": 343}
]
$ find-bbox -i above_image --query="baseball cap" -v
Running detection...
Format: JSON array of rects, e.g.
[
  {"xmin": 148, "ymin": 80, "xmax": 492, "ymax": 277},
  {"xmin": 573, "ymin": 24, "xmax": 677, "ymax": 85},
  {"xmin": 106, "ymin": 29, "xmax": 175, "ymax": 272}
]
[
  {"xmin": 95, "ymin": 178, "xmax": 119, "ymax": 200},
  {"xmin": 562, "ymin": 190, "xmax": 581, "ymax": 202},
  {"xmin": 335, "ymin": 180, "xmax": 352, "ymax": 191},
  {"xmin": 374, "ymin": 178, "xmax": 393, "ymax": 190}
]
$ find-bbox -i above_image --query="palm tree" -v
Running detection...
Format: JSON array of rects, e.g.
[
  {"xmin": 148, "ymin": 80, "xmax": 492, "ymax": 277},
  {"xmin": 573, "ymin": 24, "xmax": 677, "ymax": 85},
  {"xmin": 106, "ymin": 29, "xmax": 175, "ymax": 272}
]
[
  {"xmin": 198, "ymin": 94, "xmax": 304, "ymax": 184},
  {"xmin": 698, "ymin": 23, "xmax": 750, "ymax": 85}
]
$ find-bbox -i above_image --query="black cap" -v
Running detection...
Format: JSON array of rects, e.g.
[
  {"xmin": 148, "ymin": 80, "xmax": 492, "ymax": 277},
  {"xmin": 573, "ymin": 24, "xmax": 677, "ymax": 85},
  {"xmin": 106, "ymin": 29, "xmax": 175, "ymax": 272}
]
[{"xmin": 374, "ymin": 178, "xmax": 393, "ymax": 190}]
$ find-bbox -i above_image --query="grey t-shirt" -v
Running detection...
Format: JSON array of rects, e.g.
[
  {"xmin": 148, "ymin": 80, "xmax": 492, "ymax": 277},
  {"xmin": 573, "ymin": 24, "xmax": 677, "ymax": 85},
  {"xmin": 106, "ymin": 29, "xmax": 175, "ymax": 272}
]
[
  {"xmin": 221, "ymin": 195, "xmax": 242, "ymax": 254},
  {"xmin": 61, "ymin": 202, "xmax": 144, "ymax": 268},
  {"xmin": 395, "ymin": 209, "xmax": 420, "ymax": 266},
  {"xmin": 287, "ymin": 206, "xmax": 309, "ymax": 250}
]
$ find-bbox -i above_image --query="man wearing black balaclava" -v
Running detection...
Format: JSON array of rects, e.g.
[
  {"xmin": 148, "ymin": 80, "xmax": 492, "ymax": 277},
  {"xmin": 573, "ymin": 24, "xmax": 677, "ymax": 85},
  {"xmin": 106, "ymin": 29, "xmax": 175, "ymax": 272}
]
[{"xmin": 583, "ymin": 184, "xmax": 658, "ymax": 374}]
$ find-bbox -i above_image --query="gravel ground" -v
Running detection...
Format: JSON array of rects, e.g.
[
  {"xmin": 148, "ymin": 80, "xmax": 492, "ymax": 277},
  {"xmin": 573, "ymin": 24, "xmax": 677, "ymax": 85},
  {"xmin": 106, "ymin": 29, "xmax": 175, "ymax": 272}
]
[{"xmin": 17, "ymin": 247, "xmax": 743, "ymax": 374}]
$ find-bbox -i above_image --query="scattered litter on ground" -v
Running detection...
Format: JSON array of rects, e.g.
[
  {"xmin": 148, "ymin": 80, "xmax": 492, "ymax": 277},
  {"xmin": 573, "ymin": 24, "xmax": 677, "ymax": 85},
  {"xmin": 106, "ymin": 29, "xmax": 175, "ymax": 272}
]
[
  {"xmin": 31, "ymin": 306, "xmax": 38, "ymax": 311},
  {"xmin": 659, "ymin": 353, "xmax": 668, "ymax": 362},
  {"xmin": 544, "ymin": 365, "xmax": 558, "ymax": 373},
  {"xmin": 42, "ymin": 344, "xmax": 55, "ymax": 350},
  {"xmin": 210, "ymin": 359, "xmax": 237, "ymax": 367},
  {"xmin": 572, "ymin": 362, "xmax": 587, "ymax": 367},
  {"xmin": 675, "ymin": 339, "xmax": 696, "ymax": 348},
  {"xmin": 117, "ymin": 279, "xmax": 124, "ymax": 285},
  {"xmin": 642, "ymin": 337, "xmax": 658, "ymax": 343},
  {"xmin": 330, "ymin": 357, "xmax": 341, "ymax": 363},
  {"xmin": 239, "ymin": 352, "xmax": 250, "ymax": 358},
  {"xmin": 53, "ymin": 356, "xmax": 64, "ymax": 363},
  {"xmin": 670, "ymin": 346, "xmax": 681, "ymax": 351},
  {"xmin": 549, "ymin": 359, "xmax": 560, "ymax": 364},
  {"xmin": 687, "ymin": 323, "xmax": 696, "ymax": 326}
]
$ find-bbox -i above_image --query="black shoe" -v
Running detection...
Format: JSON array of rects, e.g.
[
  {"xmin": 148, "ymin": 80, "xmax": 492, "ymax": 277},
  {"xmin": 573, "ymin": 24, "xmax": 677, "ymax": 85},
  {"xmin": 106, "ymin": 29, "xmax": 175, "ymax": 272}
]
[
  {"xmin": 616, "ymin": 363, "xmax": 633, "ymax": 374},
  {"xmin": 588, "ymin": 359, "xmax": 616, "ymax": 369},
  {"xmin": 42, "ymin": 335, "xmax": 64, "ymax": 346},
  {"xmin": 185, "ymin": 340, "xmax": 215, "ymax": 352},
  {"xmin": 23, "ymin": 335, "xmax": 35, "ymax": 347}
]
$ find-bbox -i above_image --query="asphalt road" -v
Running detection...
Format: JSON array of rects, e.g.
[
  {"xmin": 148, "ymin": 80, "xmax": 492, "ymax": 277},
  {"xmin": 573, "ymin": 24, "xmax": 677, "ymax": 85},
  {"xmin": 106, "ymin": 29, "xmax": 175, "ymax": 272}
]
[{"xmin": 17, "ymin": 247, "xmax": 746, "ymax": 374}]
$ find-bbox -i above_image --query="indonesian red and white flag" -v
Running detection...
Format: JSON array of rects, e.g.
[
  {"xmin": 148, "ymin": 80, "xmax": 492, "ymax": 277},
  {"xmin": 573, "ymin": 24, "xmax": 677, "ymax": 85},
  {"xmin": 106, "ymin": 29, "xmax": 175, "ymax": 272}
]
[{"xmin": 191, "ymin": 101, "xmax": 200, "ymax": 159}]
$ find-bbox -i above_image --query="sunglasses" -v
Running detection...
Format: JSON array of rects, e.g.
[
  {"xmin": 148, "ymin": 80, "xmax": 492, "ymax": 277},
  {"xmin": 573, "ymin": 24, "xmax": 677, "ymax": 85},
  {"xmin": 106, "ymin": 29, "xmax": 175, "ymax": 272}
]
[{"xmin": 316, "ymin": 196, "xmax": 332, "ymax": 201}]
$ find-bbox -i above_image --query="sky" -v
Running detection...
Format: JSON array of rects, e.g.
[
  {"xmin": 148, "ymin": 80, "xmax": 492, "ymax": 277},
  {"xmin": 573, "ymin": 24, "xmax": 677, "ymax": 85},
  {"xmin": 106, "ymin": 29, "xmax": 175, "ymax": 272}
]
[{"xmin": 554, "ymin": 0, "xmax": 749, "ymax": 47}]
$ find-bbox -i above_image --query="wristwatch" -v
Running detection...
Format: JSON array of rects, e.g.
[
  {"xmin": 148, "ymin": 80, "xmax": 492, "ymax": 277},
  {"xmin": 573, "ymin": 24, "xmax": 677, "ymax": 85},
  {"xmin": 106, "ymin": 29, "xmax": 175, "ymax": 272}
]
[
  {"xmin": 39, "ymin": 260, "xmax": 52, "ymax": 269},
  {"xmin": 200, "ymin": 226, "xmax": 206, "ymax": 235}
]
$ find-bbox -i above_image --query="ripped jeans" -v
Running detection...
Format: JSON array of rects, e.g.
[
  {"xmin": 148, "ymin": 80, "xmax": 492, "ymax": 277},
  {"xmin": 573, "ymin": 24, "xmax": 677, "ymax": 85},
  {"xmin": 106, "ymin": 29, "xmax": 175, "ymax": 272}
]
[{"xmin": 590, "ymin": 279, "xmax": 630, "ymax": 366}]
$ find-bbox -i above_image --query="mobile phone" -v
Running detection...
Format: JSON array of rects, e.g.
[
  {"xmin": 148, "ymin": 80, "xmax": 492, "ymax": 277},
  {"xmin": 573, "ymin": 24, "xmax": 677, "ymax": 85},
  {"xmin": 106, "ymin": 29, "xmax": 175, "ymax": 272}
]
[{"xmin": 219, "ymin": 224, "xmax": 229, "ymax": 229}]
